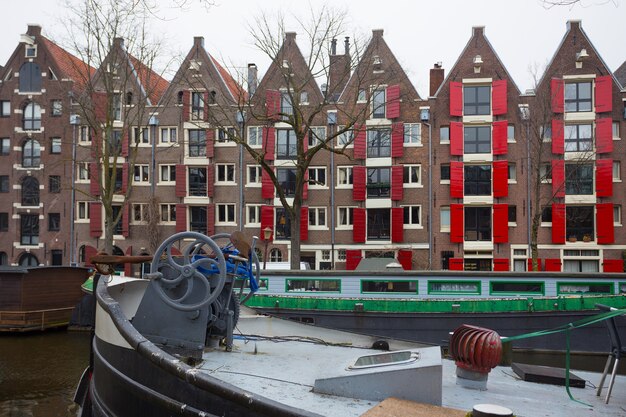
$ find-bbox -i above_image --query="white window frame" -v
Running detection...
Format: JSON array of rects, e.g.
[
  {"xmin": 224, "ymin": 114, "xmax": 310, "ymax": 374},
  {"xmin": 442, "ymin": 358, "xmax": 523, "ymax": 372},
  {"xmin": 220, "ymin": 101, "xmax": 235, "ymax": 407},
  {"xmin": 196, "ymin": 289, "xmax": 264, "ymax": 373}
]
[
  {"xmin": 216, "ymin": 203, "xmax": 236, "ymax": 225},
  {"xmin": 613, "ymin": 160, "xmax": 621, "ymax": 182},
  {"xmin": 132, "ymin": 203, "xmax": 148, "ymax": 224},
  {"xmin": 507, "ymin": 124, "xmax": 516, "ymax": 143},
  {"xmin": 247, "ymin": 165, "xmax": 262, "ymax": 187},
  {"xmin": 0, "ymin": 100, "xmax": 10, "ymax": 117},
  {"xmin": 159, "ymin": 164, "xmax": 176, "ymax": 184},
  {"xmin": 308, "ymin": 207, "xmax": 327, "ymax": 230},
  {"xmin": 309, "ymin": 126, "xmax": 326, "ymax": 147},
  {"xmin": 404, "ymin": 165, "xmax": 421, "ymax": 188},
  {"xmin": 440, "ymin": 206, "xmax": 450, "ymax": 232},
  {"xmin": 337, "ymin": 206, "xmax": 355, "ymax": 230},
  {"xmin": 51, "ymin": 137, "xmax": 62, "ymax": 154},
  {"xmin": 79, "ymin": 126, "xmax": 91, "ymax": 144},
  {"xmin": 439, "ymin": 126, "xmax": 450, "ymax": 144},
  {"xmin": 160, "ymin": 203, "xmax": 176, "ymax": 224},
  {"xmin": 133, "ymin": 165, "xmax": 150, "ymax": 184},
  {"xmin": 336, "ymin": 126, "xmax": 354, "ymax": 148},
  {"xmin": 357, "ymin": 89, "xmax": 367, "ymax": 103},
  {"xmin": 248, "ymin": 126, "xmax": 262, "ymax": 148},
  {"xmin": 159, "ymin": 127, "xmax": 178, "ymax": 145},
  {"xmin": 216, "ymin": 127, "xmax": 236, "ymax": 146},
  {"xmin": 402, "ymin": 205, "xmax": 422, "ymax": 229},
  {"xmin": 308, "ymin": 167, "xmax": 327, "ymax": 189},
  {"xmin": 337, "ymin": 166, "xmax": 353, "ymax": 188},
  {"xmin": 614, "ymin": 204, "xmax": 622, "ymax": 226},
  {"xmin": 246, "ymin": 204, "xmax": 261, "ymax": 227},
  {"xmin": 613, "ymin": 122, "xmax": 620, "ymax": 140},
  {"xmin": 25, "ymin": 45, "xmax": 37, "ymax": 58},
  {"xmin": 76, "ymin": 201, "xmax": 90, "ymax": 222},
  {"xmin": 403, "ymin": 123, "xmax": 422, "ymax": 146},
  {"xmin": 133, "ymin": 127, "xmax": 150, "ymax": 145},
  {"xmin": 508, "ymin": 162, "xmax": 517, "ymax": 183},
  {"xmin": 216, "ymin": 163, "xmax": 236, "ymax": 184},
  {"xmin": 77, "ymin": 162, "xmax": 90, "ymax": 183}
]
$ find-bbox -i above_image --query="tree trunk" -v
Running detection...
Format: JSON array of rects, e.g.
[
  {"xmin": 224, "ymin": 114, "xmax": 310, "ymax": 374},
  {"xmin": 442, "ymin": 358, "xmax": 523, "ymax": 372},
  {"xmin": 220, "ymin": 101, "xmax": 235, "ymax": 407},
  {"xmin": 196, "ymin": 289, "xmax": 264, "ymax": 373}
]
[
  {"xmin": 530, "ymin": 213, "xmax": 541, "ymax": 271},
  {"xmin": 290, "ymin": 207, "xmax": 301, "ymax": 269}
]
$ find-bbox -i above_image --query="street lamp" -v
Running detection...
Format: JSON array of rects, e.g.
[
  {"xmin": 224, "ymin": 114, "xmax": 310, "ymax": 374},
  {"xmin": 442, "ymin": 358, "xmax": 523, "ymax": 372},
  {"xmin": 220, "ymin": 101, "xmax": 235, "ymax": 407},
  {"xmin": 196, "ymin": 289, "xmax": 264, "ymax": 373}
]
[{"xmin": 263, "ymin": 226, "xmax": 273, "ymax": 270}]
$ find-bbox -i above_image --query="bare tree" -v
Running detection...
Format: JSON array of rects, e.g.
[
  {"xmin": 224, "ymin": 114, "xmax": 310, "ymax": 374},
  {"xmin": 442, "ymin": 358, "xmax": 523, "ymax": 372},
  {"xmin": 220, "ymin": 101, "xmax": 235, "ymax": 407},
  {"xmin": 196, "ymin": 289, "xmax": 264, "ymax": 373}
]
[{"xmin": 542, "ymin": 0, "xmax": 618, "ymax": 8}]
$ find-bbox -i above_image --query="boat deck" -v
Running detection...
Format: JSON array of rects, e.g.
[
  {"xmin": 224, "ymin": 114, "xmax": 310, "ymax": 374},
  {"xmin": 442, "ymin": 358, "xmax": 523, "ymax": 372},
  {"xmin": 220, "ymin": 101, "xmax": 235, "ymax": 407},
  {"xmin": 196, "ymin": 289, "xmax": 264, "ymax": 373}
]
[{"xmin": 200, "ymin": 310, "xmax": 626, "ymax": 417}]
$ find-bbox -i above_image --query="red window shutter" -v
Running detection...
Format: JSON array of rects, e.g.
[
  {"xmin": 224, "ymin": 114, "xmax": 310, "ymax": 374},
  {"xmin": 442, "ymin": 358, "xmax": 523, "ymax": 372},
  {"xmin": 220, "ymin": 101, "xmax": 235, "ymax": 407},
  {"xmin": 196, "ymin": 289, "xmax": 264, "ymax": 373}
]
[
  {"xmin": 450, "ymin": 161, "xmax": 463, "ymax": 198},
  {"xmin": 492, "ymin": 120, "xmax": 508, "ymax": 155},
  {"xmin": 492, "ymin": 160, "xmax": 508, "ymax": 198},
  {"xmin": 84, "ymin": 245, "xmax": 98, "ymax": 267},
  {"xmin": 122, "ymin": 203, "xmax": 129, "ymax": 237},
  {"xmin": 92, "ymin": 92, "xmax": 107, "ymax": 122},
  {"xmin": 266, "ymin": 89, "xmax": 281, "ymax": 120},
  {"xmin": 597, "ymin": 203, "xmax": 614, "ymax": 244},
  {"xmin": 175, "ymin": 164, "xmax": 186, "ymax": 197},
  {"xmin": 391, "ymin": 207, "xmax": 404, "ymax": 243},
  {"xmin": 203, "ymin": 92, "xmax": 209, "ymax": 122},
  {"xmin": 260, "ymin": 206, "xmax": 274, "ymax": 241},
  {"xmin": 121, "ymin": 129, "xmax": 129, "ymax": 157},
  {"xmin": 124, "ymin": 246, "xmax": 133, "ymax": 276},
  {"xmin": 206, "ymin": 203, "xmax": 215, "ymax": 236},
  {"xmin": 90, "ymin": 133, "xmax": 100, "ymax": 158},
  {"xmin": 493, "ymin": 204, "xmax": 509, "ymax": 243},
  {"xmin": 353, "ymin": 208, "xmax": 366, "ymax": 243},
  {"xmin": 551, "ymin": 203, "xmax": 565, "ymax": 244},
  {"xmin": 551, "ymin": 78, "xmax": 564, "ymax": 113},
  {"xmin": 596, "ymin": 159, "xmax": 613, "ymax": 197},
  {"xmin": 551, "ymin": 160, "xmax": 565, "ymax": 198},
  {"xmin": 595, "ymin": 118, "xmax": 613, "ymax": 154},
  {"xmin": 386, "ymin": 84, "xmax": 401, "ymax": 119},
  {"xmin": 206, "ymin": 165, "xmax": 214, "ymax": 198},
  {"xmin": 493, "ymin": 258, "xmax": 509, "ymax": 272},
  {"xmin": 300, "ymin": 207, "xmax": 308, "ymax": 241},
  {"xmin": 528, "ymin": 258, "xmax": 542, "ymax": 272},
  {"xmin": 594, "ymin": 75, "xmax": 612, "ymax": 113},
  {"xmin": 90, "ymin": 163, "xmax": 100, "ymax": 196},
  {"xmin": 175, "ymin": 204, "xmax": 187, "ymax": 233},
  {"xmin": 449, "ymin": 82, "xmax": 463, "ymax": 116},
  {"xmin": 391, "ymin": 122, "xmax": 404, "ymax": 157},
  {"xmin": 262, "ymin": 127, "xmax": 275, "ymax": 161},
  {"xmin": 346, "ymin": 250, "xmax": 362, "ymax": 270},
  {"xmin": 545, "ymin": 259, "xmax": 562, "ymax": 272},
  {"xmin": 352, "ymin": 166, "xmax": 366, "ymax": 201},
  {"xmin": 449, "ymin": 258, "xmax": 464, "ymax": 271},
  {"xmin": 302, "ymin": 170, "xmax": 308, "ymax": 200},
  {"xmin": 450, "ymin": 204, "xmax": 464, "ymax": 243},
  {"xmin": 353, "ymin": 125, "xmax": 366, "ymax": 159},
  {"xmin": 121, "ymin": 163, "xmax": 129, "ymax": 194},
  {"xmin": 603, "ymin": 259, "xmax": 624, "ymax": 273},
  {"xmin": 89, "ymin": 202, "xmax": 102, "ymax": 237},
  {"xmin": 391, "ymin": 166, "xmax": 403, "ymax": 201},
  {"xmin": 206, "ymin": 129, "xmax": 215, "ymax": 158},
  {"xmin": 551, "ymin": 119, "xmax": 564, "ymax": 154},
  {"xmin": 492, "ymin": 79, "xmax": 507, "ymax": 116},
  {"xmin": 397, "ymin": 250, "xmax": 412, "ymax": 270},
  {"xmin": 261, "ymin": 169, "xmax": 274, "ymax": 199},
  {"xmin": 450, "ymin": 122, "xmax": 463, "ymax": 156},
  {"xmin": 182, "ymin": 90, "xmax": 190, "ymax": 121}
]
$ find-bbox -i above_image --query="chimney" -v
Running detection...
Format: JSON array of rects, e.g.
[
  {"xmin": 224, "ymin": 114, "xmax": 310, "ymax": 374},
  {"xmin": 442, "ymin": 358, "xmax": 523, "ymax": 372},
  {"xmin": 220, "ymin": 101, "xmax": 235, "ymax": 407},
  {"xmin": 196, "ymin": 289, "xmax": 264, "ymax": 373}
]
[
  {"xmin": 344, "ymin": 36, "xmax": 350, "ymax": 55},
  {"xmin": 285, "ymin": 32, "xmax": 296, "ymax": 44},
  {"xmin": 430, "ymin": 62, "xmax": 445, "ymax": 96},
  {"xmin": 26, "ymin": 24, "xmax": 42, "ymax": 37},
  {"xmin": 247, "ymin": 63, "xmax": 258, "ymax": 97},
  {"xmin": 113, "ymin": 37, "xmax": 124, "ymax": 48},
  {"xmin": 331, "ymin": 38, "xmax": 337, "ymax": 55},
  {"xmin": 194, "ymin": 36, "xmax": 204, "ymax": 48},
  {"xmin": 372, "ymin": 29, "xmax": 384, "ymax": 38},
  {"xmin": 328, "ymin": 37, "xmax": 351, "ymax": 102}
]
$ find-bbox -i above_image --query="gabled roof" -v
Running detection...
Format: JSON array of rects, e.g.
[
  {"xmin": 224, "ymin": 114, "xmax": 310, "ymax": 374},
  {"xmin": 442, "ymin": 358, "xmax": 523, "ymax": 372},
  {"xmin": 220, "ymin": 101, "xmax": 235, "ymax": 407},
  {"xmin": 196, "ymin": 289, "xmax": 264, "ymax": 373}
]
[
  {"xmin": 35, "ymin": 35, "xmax": 96, "ymax": 92},
  {"xmin": 209, "ymin": 54, "xmax": 247, "ymax": 102},
  {"xmin": 615, "ymin": 60, "xmax": 626, "ymax": 90},
  {"xmin": 127, "ymin": 54, "xmax": 169, "ymax": 105}
]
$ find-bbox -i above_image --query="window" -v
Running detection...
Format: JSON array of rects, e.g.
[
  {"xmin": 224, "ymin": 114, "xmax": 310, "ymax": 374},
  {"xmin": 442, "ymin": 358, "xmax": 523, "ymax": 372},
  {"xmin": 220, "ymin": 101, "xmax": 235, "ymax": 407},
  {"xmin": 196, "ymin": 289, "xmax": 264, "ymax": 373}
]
[
  {"xmin": 367, "ymin": 168, "xmax": 391, "ymax": 198},
  {"xmin": 286, "ymin": 279, "xmax": 340, "ymax": 292},
  {"xmin": 372, "ymin": 88, "xmax": 386, "ymax": 118},
  {"xmin": 79, "ymin": 126, "xmax": 90, "ymax": 143},
  {"xmin": 19, "ymin": 63, "xmax": 41, "ymax": 92},
  {"xmin": 564, "ymin": 124, "xmax": 592, "ymax": 152},
  {"xmin": 216, "ymin": 164, "xmax": 235, "ymax": 183},
  {"xmin": 131, "ymin": 204, "xmax": 147, "ymax": 223},
  {"xmin": 188, "ymin": 167, "xmax": 207, "ymax": 196},
  {"xmin": 491, "ymin": 282, "xmax": 544, "ymax": 295},
  {"xmin": 309, "ymin": 127, "xmax": 326, "ymax": 147},
  {"xmin": 77, "ymin": 201, "xmax": 90, "ymax": 220},
  {"xmin": 159, "ymin": 165, "xmax": 175, "ymax": 183},
  {"xmin": 246, "ymin": 204, "xmax": 261, "ymax": 226},
  {"xmin": 564, "ymin": 81, "xmax": 592, "ymax": 112},
  {"xmin": 1, "ymin": 138, "xmax": 9, "ymax": 155},
  {"xmin": 280, "ymin": 91, "xmax": 293, "ymax": 120},
  {"xmin": 134, "ymin": 127, "xmax": 149, "ymax": 144},
  {"xmin": 540, "ymin": 164, "xmax": 552, "ymax": 182},
  {"xmin": 50, "ymin": 137, "xmax": 61, "ymax": 154},
  {"xmin": 337, "ymin": 127, "xmax": 353, "ymax": 147},
  {"xmin": 463, "ymin": 85, "xmax": 490, "ymax": 115},
  {"xmin": 614, "ymin": 205, "xmax": 622, "ymax": 226},
  {"xmin": 404, "ymin": 165, "xmax": 421, "ymax": 186},
  {"xmin": 0, "ymin": 101, "xmax": 10, "ymax": 117},
  {"xmin": 429, "ymin": 280, "xmax": 480, "ymax": 294},
  {"xmin": 308, "ymin": 167, "xmax": 326, "ymax": 187},
  {"xmin": 77, "ymin": 163, "xmax": 90, "ymax": 182},
  {"xmin": 25, "ymin": 45, "xmax": 37, "ymax": 58},
  {"xmin": 217, "ymin": 127, "xmax": 236, "ymax": 143},
  {"xmin": 247, "ymin": 165, "xmax": 262, "ymax": 185},
  {"xmin": 270, "ymin": 248, "xmax": 283, "ymax": 262},
  {"xmin": 276, "ymin": 129, "xmax": 297, "ymax": 159},
  {"xmin": 49, "ymin": 176, "xmax": 61, "ymax": 193},
  {"xmin": 108, "ymin": 167, "xmax": 123, "ymax": 193},
  {"xmin": 338, "ymin": 207, "xmax": 354, "ymax": 227},
  {"xmin": 362, "ymin": 280, "xmax": 417, "ymax": 294},
  {"xmin": 367, "ymin": 128, "xmax": 391, "ymax": 157},
  {"xmin": 508, "ymin": 205, "xmax": 517, "ymax": 223},
  {"xmin": 464, "ymin": 206, "xmax": 491, "ymax": 241},
  {"xmin": 112, "ymin": 93, "xmax": 122, "ymax": 121},
  {"xmin": 337, "ymin": 166, "xmax": 353, "ymax": 186},
  {"xmin": 565, "ymin": 164, "xmax": 593, "ymax": 195},
  {"xmin": 191, "ymin": 92, "xmax": 204, "ymax": 120},
  {"xmin": 51, "ymin": 249, "xmax": 62, "ymax": 266},
  {"xmin": 48, "ymin": 213, "xmax": 60, "ymax": 231},
  {"xmin": 541, "ymin": 206, "xmax": 552, "ymax": 223},
  {"xmin": 440, "ymin": 164, "xmax": 450, "ymax": 182},
  {"xmin": 188, "ymin": 130, "xmax": 206, "ymax": 157},
  {"xmin": 0, "ymin": 176, "xmax": 8, "ymax": 193},
  {"xmin": 20, "ymin": 214, "xmax": 39, "ymax": 245},
  {"xmin": 464, "ymin": 165, "xmax": 491, "ymax": 196},
  {"xmin": 404, "ymin": 123, "xmax": 421, "ymax": 145},
  {"xmin": 309, "ymin": 207, "xmax": 327, "ymax": 228},
  {"xmin": 440, "ymin": 126, "xmax": 450, "ymax": 144},
  {"xmin": 0, "ymin": 251, "xmax": 6, "ymax": 265},
  {"xmin": 21, "ymin": 177, "xmax": 39, "ymax": 206},
  {"xmin": 189, "ymin": 206, "xmax": 207, "ymax": 233},
  {"xmin": 0, "ymin": 213, "xmax": 7, "ymax": 231},
  {"xmin": 23, "ymin": 102, "xmax": 41, "ymax": 130},
  {"xmin": 107, "ymin": 130, "xmax": 122, "ymax": 154},
  {"xmin": 464, "ymin": 126, "xmax": 491, "ymax": 154},
  {"xmin": 508, "ymin": 162, "xmax": 516, "ymax": 182},
  {"xmin": 277, "ymin": 168, "xmax": 296, "ymax": 197},
  {"xmin": 248, "ymin": 126, "xmax": 262, "ymax": 147},
  {"xmin": 51, "ymin": 100, "xmax": 62, "ymax": 116},
  {"xmin": 216, "ymin": 204, "xmax": 236, "ymax": 224},
  {"xmin": 19, "ymin": 253, "xmax": 39, "ymax": 266},
  {"xmin": 160, "ymin": 204, "xmax": 176, "ymax": 223},
  {"xmin": 160, "ymin": 127, "xmax": 177, "ymax": 144},
  {"xmin": 275, "ymin": 208, "xmax": 291, "ymax": 239},
  {"xmin": 357, "ymin": 89, "xmax": 366, "ymax": 102},
  {"xmin": 403, "ymin": 206, "xmax": 421, "ymax": 226},
  {"xmin": 566, "ymin": 206, "xmax": 594, "ymax": 241},
  {"xmin": 613, "ymin": 161, "xmax": 621, "ymax": 181},
  {"xmin": 367, "ymin": 208, "xmax": 390, "ymax": 240},
  {"xmin": 613, "ymin": 122, "xmax": 620, "ymax": 139},
  {"xmin": 134, "ymin": 165, "xmax": 150, "ymax": 183},
  {"xmin": 440, "ymin": 206, "xmax": 451, "ymax": 231},
  {"xmin": 126, "ymin": 92, "xmax": 133, "ymax": 105},
  {"xmin": 507, "ymin": 124, "xmax": 515, "ymax": 142},
  {"xmin": 541, "ymin": 124, "xmax": 552, "ymax": 141}
]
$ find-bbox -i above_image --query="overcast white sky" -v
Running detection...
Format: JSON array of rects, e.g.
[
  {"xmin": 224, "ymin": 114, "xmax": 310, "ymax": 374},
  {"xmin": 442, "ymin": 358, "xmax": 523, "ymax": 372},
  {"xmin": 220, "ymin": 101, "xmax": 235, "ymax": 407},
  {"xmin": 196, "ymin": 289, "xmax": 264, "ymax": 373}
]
[{"xmin": 2, "ymin": 0, "xmax": 624, "ymax": 96}]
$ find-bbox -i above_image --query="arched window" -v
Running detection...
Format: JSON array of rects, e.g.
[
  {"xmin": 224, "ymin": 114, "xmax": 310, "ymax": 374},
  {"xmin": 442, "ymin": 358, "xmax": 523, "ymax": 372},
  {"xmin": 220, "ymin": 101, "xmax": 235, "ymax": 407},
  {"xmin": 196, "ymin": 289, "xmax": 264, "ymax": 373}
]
[
  {"xmin": 22, "ymin": 139, "xmax": 41, "ymax": 167},
  {"xmin": 19, "ymin": 253, "xmax": 39, "ymax": 267},
  {"xmin": 78, "ymin": 245, "xmax": 86, "ymax": 263},
  {"xmin": 209, "ymin": 90, "xmax": 217, "ymax": 104},
  {"xmin": 0, "ymin": 252, "xmax": 7, "ymax": 266},
  {"xmin": 126, "ymin": 91, "xmax": 133, "ymax": 105},
  {"xmin": 21, "ymin": 177, "xmax": 39, "ymax": 206},
  {"xmin": 23, "ymin": 102, "xmax": 41, "ymax": 130},
  {"xmin": 270, "ymin": 248, "xmax": 282, "ymax": 262},
  {"xmin": 177, "ymin": 91, "xmax": 184, "ymax": 105},
  {"xmin": 19, "ymin": 62, "xmax": 42, "ymax": 92}
]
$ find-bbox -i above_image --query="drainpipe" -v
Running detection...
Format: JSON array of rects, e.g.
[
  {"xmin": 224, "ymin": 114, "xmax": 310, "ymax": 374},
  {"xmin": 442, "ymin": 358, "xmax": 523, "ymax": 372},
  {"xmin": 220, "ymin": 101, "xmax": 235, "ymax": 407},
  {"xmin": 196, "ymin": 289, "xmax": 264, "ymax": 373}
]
[
  {"xmin": 237, "ymin": 111, "xmax": 245, "ymax": 231},
  {"xmin": 328, "ymin": 111, "xmax": 337, "ymax": 269},
  {"xmin": 149, "ymin": 115, "xmax": 159, "ymax": 196},
  {"xmin": 427, "ymin": 121, "xmax": 433, "ymax": 269},
  {"xmin": 69, "ymin": 114, "xmax": 80, "ymax": 265}
]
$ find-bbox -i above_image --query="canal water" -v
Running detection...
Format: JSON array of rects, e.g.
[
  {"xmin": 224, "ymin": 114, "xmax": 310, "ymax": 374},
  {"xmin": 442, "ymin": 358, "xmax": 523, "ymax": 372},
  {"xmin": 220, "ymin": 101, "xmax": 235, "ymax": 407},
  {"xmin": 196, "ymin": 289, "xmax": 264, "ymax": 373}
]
[{"xmin": 0, "ymin": 330, "xmax": 91, "ymax": 417}]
